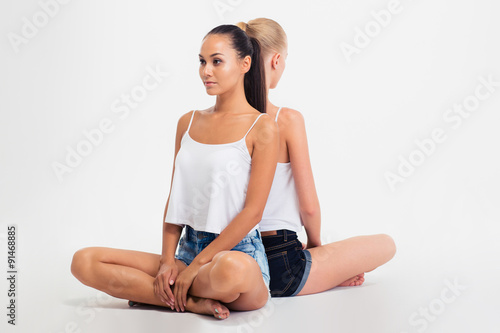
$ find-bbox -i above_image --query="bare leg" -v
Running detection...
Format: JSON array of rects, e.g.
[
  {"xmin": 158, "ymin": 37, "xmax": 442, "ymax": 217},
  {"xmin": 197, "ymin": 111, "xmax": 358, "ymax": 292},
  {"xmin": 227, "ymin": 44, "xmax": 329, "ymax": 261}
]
[
  {"xmin": 297, "ymin": 234, "xmax": 396, "ymax": 295},
  {"xmin": 70, "ymin": 247, "xmax": 229, "ymax": 319},
  {"xmin": 189, "ymin": 251, "xmax": 269, "ymax": 311}
]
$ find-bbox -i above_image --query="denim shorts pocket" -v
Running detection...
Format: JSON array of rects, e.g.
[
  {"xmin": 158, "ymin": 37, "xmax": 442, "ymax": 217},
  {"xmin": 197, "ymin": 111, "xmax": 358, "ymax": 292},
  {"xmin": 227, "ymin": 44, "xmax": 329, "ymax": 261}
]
[
  {"xmin": 175, "ymin": 234, "xmax": 197, "ymax": 266},
  {"xmin": 263, "ymin": 239, "xmax": 297, "ymax": 252},
  {"xmin": 232, "ymin": 240, "xmax": 256, "ymax": 258},
  {"xmin": 266, "ymin": 251, "xmax": 294, "ymax": 296}
]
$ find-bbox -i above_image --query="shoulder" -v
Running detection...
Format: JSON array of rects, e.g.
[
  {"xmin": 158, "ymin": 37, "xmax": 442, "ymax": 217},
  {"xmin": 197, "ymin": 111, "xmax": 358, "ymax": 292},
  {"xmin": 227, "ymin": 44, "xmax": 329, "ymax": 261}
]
[
  {"xmin": 277, "ymin": 107, "xmax": 305, "ymax": 126},
  {"xmin": 178, "ymin": 106, "xmax": 214, "ymax": 126},
  {"xmin": 248, "ymin": 113, "xmax": 278, "ymax": 144},
  {"xmin": 174, "ymin": 110, "xmax": 197, "ymax": 140},
  {"xmin": 178, "ymin": 110, "xmax": 194, "ymax": 123},
  {"xmin": 278, "ymin": 107, "xmax": 304, "ymax": 123},
  {"xmin": 255, "ymin": 112, "xmax": 278, "ymax": 133},
  {"xmin": 176, "ymin": 109, "xmax": 200, "ymax": 130}
]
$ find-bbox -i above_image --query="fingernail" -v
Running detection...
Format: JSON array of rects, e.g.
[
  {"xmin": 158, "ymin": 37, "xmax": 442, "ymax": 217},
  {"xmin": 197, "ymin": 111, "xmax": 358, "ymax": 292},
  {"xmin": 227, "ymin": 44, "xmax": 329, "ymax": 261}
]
[
  {"xmin": 218, "ymin": 315, "xmax": 222, "ymax": 319},
  {"xmin": 215, "ymin": 308, "xmax": 219, "ymax": 313}
]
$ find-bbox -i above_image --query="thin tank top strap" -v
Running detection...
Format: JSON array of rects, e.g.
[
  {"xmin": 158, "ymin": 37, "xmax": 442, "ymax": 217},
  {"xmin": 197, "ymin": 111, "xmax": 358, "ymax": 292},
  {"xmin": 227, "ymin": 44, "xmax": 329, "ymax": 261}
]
[
  {"xmin": 244, "ymin": 113, "xmax": 268, "ymax": 138},
  {"xmin": 275, "ymin": 107, "xmax": 283, "ymax": 122},
  {"xmin": 186, "ymin": 110, "xmax": 196, "ymax": 133}
]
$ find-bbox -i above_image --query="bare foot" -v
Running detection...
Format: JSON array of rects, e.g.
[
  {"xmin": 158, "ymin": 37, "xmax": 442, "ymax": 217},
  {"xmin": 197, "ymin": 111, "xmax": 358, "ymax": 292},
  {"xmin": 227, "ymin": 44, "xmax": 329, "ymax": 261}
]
[
  {"xmin": 186, "ymin": 296, "xmax": 230, "ymax": 320},
  {"xmin": 339, "ymin": 273, "xmax": 365, "ymax": 287},
  {"xmin": 128, "ymin": 297, "xmax": 229, "ymax": 319}
]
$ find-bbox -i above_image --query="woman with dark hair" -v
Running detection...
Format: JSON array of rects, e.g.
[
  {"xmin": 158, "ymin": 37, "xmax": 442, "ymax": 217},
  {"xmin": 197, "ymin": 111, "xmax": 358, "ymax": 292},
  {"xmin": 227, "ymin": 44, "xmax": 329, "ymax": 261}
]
[{"xmin": 70, "ymin": 24, "xmax": 278, "ymax": 319}]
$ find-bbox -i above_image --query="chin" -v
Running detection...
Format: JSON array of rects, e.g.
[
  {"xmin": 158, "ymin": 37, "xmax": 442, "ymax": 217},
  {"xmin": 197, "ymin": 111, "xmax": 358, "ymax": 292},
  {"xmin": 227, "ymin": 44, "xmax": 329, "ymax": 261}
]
[{"xmin": 205, "ymin": 89, "xmax": 218, "ymax": 96}]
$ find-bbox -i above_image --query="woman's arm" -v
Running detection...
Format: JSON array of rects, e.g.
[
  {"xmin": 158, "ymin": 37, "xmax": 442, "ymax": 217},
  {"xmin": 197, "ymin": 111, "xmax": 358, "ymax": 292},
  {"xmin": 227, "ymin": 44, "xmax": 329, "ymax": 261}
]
[
  {"xmin": 154, "ymin": 111, "xmax": 193, "ymax": 306},
  {"xmin": 173, "ymin": 114, "xmax": 279, "ymax": 310},
  {"xmin": 283, "ymin": 108, "xmax": 322, "ymax": 248},
  {"xmin": 161, "ymin": 110, "xmax": 194, "ymax": 260}
]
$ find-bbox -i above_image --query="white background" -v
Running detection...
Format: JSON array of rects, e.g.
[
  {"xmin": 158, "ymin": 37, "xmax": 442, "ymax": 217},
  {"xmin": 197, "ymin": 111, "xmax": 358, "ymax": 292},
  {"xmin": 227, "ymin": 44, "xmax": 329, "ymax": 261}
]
[{"xmin": 1, "ymin": 0, "xmax": 499, "ymax": 332}]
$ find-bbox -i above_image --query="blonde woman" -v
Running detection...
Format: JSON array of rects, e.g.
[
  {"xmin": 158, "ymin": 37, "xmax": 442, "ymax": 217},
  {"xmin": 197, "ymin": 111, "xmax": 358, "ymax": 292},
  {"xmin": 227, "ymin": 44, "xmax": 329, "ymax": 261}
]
[{"xmin": 237, "ymin": 18, "xmax": 396, "ymax": 297}]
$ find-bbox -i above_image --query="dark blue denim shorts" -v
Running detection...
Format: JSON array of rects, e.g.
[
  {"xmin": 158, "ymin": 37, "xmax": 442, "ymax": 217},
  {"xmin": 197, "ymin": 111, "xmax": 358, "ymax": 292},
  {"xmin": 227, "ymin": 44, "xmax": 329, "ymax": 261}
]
[
  {"xmin": 175, "ymin": 225, "xmax": 270, "ymax": 288},
  {"xmin": 261, "ymin": 229, "xmax": 312, "ymax": 297}
]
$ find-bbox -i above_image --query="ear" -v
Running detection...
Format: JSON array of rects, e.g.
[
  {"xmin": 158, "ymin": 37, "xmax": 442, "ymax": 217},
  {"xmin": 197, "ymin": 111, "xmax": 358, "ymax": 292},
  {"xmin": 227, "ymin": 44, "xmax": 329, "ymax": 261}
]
[
  {"xmin": 271, "ymin": 53, "xmax": 281, "ymax": 70},
  {"xmin": 241, "ymin": 55, "xmax": 252, "ymax": 74}
]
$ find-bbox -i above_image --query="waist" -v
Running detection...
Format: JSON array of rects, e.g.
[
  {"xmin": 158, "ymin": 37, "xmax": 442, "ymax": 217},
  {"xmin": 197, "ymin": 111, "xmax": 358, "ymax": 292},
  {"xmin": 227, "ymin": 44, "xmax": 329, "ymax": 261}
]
[
  {"xmin": 261, "ymin": 230, "xmax": 278, "ymax": 237},
  {"xmin": 184, "ymin": 225, "xmax": 260, "ymax": 244},
  {"xmin": 261, "ymin": 229, "xmax": 297, "ymax": 238},
  {"xmin": 261, "ymin": 229, "xmax": 300, "ymax": 252}
]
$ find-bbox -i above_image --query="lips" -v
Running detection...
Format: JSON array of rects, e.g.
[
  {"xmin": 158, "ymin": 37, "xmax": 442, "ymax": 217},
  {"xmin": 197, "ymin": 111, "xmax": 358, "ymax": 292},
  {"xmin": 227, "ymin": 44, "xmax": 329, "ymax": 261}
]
[{"xmin": 204, "ymin": 81, "xmax": 216, "ymax": 86}]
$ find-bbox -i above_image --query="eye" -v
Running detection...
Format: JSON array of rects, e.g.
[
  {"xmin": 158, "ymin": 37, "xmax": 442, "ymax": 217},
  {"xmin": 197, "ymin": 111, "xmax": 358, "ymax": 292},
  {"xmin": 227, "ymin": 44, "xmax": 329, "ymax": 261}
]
[
  {"xmin": 199, "ymin": 59, "xmax": 206, "ymax": 65},
  {"xmin": 213, "ymin": 59, "xmax": 222, "ymax": 65}
]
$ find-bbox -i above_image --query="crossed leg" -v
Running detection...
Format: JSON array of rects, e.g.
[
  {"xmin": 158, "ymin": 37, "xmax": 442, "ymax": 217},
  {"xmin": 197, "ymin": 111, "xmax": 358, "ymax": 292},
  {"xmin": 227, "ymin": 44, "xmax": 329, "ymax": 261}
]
[
  {"xmin": 70, "ymin": 247, "xmax": 268, "ymax": 319},
  {"xmin": 189, "ymin": 251, "xmax": 269, "ymax": 311},
  {"xmin": 297, "ymin": 234, "xmax": 396, "ymax": 295}
]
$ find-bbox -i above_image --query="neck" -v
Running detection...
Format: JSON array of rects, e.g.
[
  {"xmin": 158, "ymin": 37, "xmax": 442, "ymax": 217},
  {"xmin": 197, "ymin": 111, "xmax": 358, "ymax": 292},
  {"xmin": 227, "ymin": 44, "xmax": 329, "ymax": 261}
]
[
  {"xmin": 214, "ymin": 81, "xmax": 250, "ymax": 114},
  {"xmin": 266, "ymin": 100, "xmax": 278, "ymax": 114}
]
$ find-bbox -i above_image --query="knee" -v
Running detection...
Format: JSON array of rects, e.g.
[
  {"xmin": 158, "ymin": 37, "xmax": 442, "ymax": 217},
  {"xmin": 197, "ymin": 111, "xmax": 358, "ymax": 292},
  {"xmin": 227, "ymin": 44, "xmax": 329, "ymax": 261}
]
[
  {"xmin": 379, "ymin": 234, "xmax": 396, "ymax": 260},
  {"xmin": 210, "ymin": 251, "xmax": 253, "ymax": 290},
  {"xmin": 70, "ymin": 247, "xmax": 97, "ymax": 284},
  {"xmin": 249, "ymin": 291, "xmax": 269, "ymax": 310},
  {"xmin": 213, "ymin": 251, "xmax": 251, "ymax": 279}
]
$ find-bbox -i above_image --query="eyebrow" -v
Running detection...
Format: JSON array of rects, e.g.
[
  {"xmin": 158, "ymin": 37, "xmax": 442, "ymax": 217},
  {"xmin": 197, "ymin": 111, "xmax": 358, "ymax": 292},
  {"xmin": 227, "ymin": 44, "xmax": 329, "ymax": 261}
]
[{"xmin": 199, "ymin": 52, "xmax": 224, "ymax": 58}]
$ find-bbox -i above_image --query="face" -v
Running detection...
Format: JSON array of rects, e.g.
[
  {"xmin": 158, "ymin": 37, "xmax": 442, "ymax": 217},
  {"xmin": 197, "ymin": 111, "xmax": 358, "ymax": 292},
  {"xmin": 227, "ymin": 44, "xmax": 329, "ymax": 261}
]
[{"xmin": 199, "ymin": 34, "xmax": 250, "ymax": 96}]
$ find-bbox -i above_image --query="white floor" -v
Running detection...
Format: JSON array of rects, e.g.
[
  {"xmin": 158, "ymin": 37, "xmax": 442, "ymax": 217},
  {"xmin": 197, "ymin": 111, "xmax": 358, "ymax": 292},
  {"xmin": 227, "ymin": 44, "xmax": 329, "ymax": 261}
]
[{"xmin": 1, "ymin": 230, "xmax": 499, "ymax": 333}]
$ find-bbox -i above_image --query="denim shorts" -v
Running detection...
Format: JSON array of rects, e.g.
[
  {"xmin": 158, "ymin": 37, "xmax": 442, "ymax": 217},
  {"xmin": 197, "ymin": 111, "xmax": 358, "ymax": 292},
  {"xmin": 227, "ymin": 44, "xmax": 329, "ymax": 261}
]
[
  {"xmin": 175, "ymin": 225, "xmax": 270, "ymax": 288},
  {"xmin": 261, "ymin": 229, "xmax": 312, "ymax": 297}
]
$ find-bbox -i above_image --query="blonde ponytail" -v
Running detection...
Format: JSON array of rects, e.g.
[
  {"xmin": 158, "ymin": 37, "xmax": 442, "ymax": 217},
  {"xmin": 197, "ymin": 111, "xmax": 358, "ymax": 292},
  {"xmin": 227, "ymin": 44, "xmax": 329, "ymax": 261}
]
[
  {"xmin": 236, "ymin": 21, "xmax": 247, "ymax": 32},
  {"xmin": 236, "ymin": 18, "xmax": 287, "ymax": 57}
]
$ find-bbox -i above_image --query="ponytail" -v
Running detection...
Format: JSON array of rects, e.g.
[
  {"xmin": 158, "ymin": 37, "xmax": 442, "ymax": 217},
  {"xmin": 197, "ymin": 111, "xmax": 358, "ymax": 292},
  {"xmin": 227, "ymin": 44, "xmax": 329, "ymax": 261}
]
[
  {"xmin": 245, "ymin": 38, "xmax": 266, "ymax": 114},
  {"xmin": 204, "ymin": 25, "xmax": 267, "ymax": 113}
]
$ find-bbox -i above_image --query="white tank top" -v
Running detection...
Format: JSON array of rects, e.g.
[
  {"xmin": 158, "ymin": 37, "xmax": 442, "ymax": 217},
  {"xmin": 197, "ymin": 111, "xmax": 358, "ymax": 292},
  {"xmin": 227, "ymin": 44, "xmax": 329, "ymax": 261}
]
[
  {"xmin": 259, "ymin": 107, "xmax": 304, "ymax": 232},
  {"xmin": 165, "ymin": 110, "xmax": 268, "ymax": 234}
]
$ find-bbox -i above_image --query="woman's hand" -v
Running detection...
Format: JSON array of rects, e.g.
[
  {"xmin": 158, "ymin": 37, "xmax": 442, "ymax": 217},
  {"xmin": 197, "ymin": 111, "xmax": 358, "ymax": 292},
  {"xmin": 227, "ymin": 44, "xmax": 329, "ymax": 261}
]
[
  {"xmin": 173, "ymin": 263, "xmax": 200, "ymax": 312},
  {"xmin": 153, "ymin": 261, "xmax": 178, "ymax": 308}
]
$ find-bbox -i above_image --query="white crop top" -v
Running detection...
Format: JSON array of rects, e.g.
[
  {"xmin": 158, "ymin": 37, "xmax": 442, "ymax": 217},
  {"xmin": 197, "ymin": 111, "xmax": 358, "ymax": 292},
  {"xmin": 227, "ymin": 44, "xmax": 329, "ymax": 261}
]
[
  {"xmin": 259, "ymin": 107, "xmax": 304, "ymax": 232},
  {"xmin": 165, "ymin": 110, "xmax": 268, "ymax": 234}
]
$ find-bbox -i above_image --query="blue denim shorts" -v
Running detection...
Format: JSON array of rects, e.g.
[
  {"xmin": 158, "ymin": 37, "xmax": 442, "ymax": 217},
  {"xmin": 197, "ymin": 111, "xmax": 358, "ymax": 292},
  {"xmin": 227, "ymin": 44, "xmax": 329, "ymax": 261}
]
[
  {"xmin": 175, "ymin": 225, "xmax": 270, "ymax": 288},
  {"xmin": 261, "ymin": 229, "xmax": 312, "ymax": 297}
]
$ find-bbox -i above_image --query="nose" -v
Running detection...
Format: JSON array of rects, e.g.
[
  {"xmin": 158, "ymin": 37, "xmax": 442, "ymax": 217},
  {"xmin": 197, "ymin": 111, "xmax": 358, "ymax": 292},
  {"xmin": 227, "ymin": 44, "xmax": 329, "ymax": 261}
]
[{"xmin": 203, "ymin": 63, "xmax": 213, "ymax": 77}]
